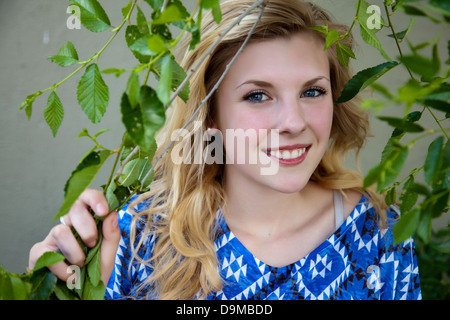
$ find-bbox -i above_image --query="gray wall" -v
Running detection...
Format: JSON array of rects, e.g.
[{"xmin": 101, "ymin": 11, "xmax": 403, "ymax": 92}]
[{"xmin": 0, "ymin": 1, "xmax": 447, "ymax": 274}]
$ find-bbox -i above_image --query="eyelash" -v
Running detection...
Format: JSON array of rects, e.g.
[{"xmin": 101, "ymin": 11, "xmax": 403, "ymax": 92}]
[
  {"xmin": 243, "ymin": 86, "xmax": 327, "ymax": 103},
  {"xmin": 302, "ymin": 86, "xmax": 327, "ymax": 98},
  {"xmin": 243, "ymin": 90, "xmax": 268, "ymax": 103}
]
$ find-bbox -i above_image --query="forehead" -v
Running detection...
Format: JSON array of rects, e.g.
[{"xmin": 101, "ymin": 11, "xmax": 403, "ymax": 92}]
[{"xmin": 221, "ymin": 32, "xmax": 329, "ymax": 87}]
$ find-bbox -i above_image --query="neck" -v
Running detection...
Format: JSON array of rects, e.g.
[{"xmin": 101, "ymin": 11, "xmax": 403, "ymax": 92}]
[{"xmin": 222, "ymin": 175, "xmax": 326, "ymax": 240}]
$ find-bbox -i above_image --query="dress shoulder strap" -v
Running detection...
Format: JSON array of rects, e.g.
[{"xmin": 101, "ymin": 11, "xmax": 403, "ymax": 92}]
[{"xmin": 333, "ymin": 190, "xmax": 344, "ymax": 231}]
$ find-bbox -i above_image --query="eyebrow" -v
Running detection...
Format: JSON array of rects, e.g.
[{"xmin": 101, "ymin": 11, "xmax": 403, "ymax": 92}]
[{"xmin": 236, "ymin": 76, "xmax": 330, "ymax": 90}]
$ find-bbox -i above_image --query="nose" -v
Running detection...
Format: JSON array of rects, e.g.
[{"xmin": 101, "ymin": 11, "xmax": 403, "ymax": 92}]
[{"xmin": 276, "ymin": 96, "xmax": 307, "ymax": 135}]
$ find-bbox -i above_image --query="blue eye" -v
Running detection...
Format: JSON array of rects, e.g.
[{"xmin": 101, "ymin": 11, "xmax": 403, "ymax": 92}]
[
  {"xmin": 302, "ymin": 87, "xmax": 326, "ymax": 98},
  {"xmin": 244, "ymin": 91, "xmax": 269, "ymax": 103}
]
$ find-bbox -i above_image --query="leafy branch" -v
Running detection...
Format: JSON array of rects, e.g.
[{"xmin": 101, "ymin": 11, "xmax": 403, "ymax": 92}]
[{"xmin": 312, "ymin": 0, "xmax": 449, "ymax": 269}]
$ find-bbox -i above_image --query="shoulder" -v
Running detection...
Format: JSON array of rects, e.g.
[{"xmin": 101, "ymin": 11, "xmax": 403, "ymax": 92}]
[{"xmin": 341, "ymin": 189, "xmax": 365, "ymax": 221}]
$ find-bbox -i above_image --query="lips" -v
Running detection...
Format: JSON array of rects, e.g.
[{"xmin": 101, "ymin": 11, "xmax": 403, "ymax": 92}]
[{"xmin": 263, "ymin": 144, "xmax": 310, "ymax": 165}]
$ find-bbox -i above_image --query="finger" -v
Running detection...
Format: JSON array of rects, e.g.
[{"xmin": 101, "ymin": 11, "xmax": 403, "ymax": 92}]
[
  {"xmin": 68, "ymin": 200, "xmax": 98, "ymax": 248},
  {"xmin": 100, "ymin": 211, "xmax": 121, "ymax": 285},
  {"xmin": 30, "ymin": 242, "xmax": 72, "ymax": 281},
  {"xmin": 29, "ymin": 232, "xmax": 79, "ymax": 282},
  {"xmin": 79, "ymin": 188, "xmax": 110, "ymax": 218},
  {"xmin": 51, "ymin": 224, "xmax": 86, "ymax": 268}
]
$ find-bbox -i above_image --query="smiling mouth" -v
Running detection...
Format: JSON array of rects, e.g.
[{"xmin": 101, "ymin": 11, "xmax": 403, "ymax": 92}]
[{"xmin": 263, "ymin": 145, "xmax": 310, "ymax": 163}]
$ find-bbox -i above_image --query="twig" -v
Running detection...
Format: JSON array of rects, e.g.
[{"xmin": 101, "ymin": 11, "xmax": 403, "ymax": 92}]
[
  {"xmin": 115, "ymin": 145, "xmax": 140, "ymax": 178},
  {"xmin": 383, "ymin": 4, "xmax": 415, "ymax": 80},
  {"xmin": 140, "ymin": 2, "xmax": 267, "ymax": 189},
  {"xmin": 161, "ymin": 0, "xmax": 169, "ymax": 12}
]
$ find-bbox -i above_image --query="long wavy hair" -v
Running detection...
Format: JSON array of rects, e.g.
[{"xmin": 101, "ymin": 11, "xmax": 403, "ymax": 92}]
[{"xmin": 128, "ymin": 0, "xmax": 387, "ymax": 300}]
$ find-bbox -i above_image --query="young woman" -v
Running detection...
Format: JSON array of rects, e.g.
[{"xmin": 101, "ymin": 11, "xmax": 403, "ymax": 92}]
[{"xmin": 29, "ymin": 0, "xmax": 421, "ymax": 300}]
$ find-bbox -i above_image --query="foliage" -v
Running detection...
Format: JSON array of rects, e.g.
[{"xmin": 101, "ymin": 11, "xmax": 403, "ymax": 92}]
[{"xmin": 1, "ymin": 0, "xmax": 448, "ymax": 300}]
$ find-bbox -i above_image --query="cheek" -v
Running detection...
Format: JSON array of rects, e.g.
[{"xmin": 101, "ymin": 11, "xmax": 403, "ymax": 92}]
[{"xmin": 307, "ymin": 103, "xmax": 334, "ymax": 138}]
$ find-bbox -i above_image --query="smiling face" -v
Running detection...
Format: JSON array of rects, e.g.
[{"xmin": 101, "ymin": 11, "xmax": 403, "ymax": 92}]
[{"xmin": 212, "ymin": 31, "xmax": 334, "ymax": 194}]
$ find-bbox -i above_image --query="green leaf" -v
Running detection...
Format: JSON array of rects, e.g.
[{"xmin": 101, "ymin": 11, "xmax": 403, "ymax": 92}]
[
  {"xmin": 357, "ymin": 0, "xmax": 391, "ymax": 60},
  {"xmin": 144, "ymin": 0, "xmax": 164, "ymax": 10},
  {"xmin": 154, "ymin": 55, "xmax": 190, "ymax": 102},
  {"xmin": 87, "ymin": 249, "xmax": 102, "ymax": 287},
  {"xmin": 325, "ymin": 29, "xmax": 341, "ymax": 50},
  {"xmin": 397, "ymin": 78, "xmax": 436, "ymax": 110},
  {"xmin": 424, "ymin": 99, "xmax": 450, "ymax": 113},
  {"xmin": 201, "ymin": 0, "xmax": 222, "ymax": 23},
  {"xmin": 399, "ymin": 175, "xmax": 418, "ymax": 213},
  {"xmin": 0, "ymin": 266, "xmax": 32, "ymax": 300},
  {"xmin": 336, "ymin": 42, "xmax": 356, "ymax": 67},
  {"xmin": 126, "ymin": 72, "xmax": 141, "ymax": 109},
  {"xmin": 399, "ymin": 4, "xmax": 441, "ymax": 23},
  {"xmin": 364, "ymin": 141, "xmax": 409, "ymax": 192},
  {"xmin": 33, "ymin": 251, "xmax": 65, "ymax": 272},
  {"xmin": 20, "ymin": 92, "xmax": 42, "ymax": 120},
  {"xmin": 44, "ymin": 91, "xmax": 64, "ymax": 137},
  {"xmin": 29, "ymin": 268, "xmax": 58, "ymax": 300},
  {"xmin": 393, "ymin": 208, "xmax": 420, "ymax": 243},
  {"xmin": 156, "ymin": 54, "xmax": 172, "ymax": 105},
  {"xmin": 337, "ymin": 61, "xmax": 399, "ymax": 103},
  {"xmin": 101, "ymin": 67, "xmax": 126, "ymax": 78},
  {"xmin": 121, "ymin": 86, "xmax": 165, "ymax": 152},
  {"xmin": 119, "ymin": 158, "xmax": 155, "ymax": 187},
  {"xmin": 146, "ymin": 34, "xmax": 167, "ymax": 54},
  {"xmin": 385, "ymin": 184, "xmax": 397, "ymax": 206},
  {"xmin": 77, "ymin": 63, "xmax": 109, "ymax": 124},
  {"xmin": 105, "ymin": 181, "xmax": 119, "ymax": 211},
  {"xmin": 377, "ymin": 116, "xmax": 424, "ymax": 133},
  {"xmin": 55, "ymin": 150, "xmax": 110, "ymax": 219},
  {"xmin": 136, "ymin": 5, "xmax": 150, "ymax": 35},
  {"xmin": 69, "ymin": 0, "xmax": 111, "ymax": 32},
  {"xmin": 399, "ymin": 52, "xmax": 439, "ymax": 78},
  {"xmin": 310, "ymin": 25, "xmax": 328, "ymax": 35},
  {"xmin": 48, "ymin": 41, "xmax": 79, "ymax": 67},
  {"xmin": 152, "ymin": 4, "xmax": 186, "ymax": 25},
  {"xmin": 82, "ymin": 277, "xmax": 105, "ymax": 300},
  {"xmin": 424, "ymin": 136, "xmax": 444, "ymax": 186},
  {"xmin": 125, "ymin": 25, "xmax": 150, "ymax": 64},
  {"xmin": 121, "ymin": 0, "xmax": 132, "ymax": 18},
  {"xmin": 141, "ymin": 85, "xmax": 166, "ymax": 135},
  {"xmin": 7, "ymin": 276, "xmax": 32, "ymax": 300},
  {"xmin": 118, "ymin": 159, "xmax": 141, "ymax": 187},
  {"xmin": 387, "ymin": 17, "xmax": 416, "ymax": 40},
  {"xmin": 53, "ymin": 280, "xmax": 80, "ymax": 300}
]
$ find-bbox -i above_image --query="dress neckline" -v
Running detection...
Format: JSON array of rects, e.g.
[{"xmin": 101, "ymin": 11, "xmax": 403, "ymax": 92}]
[{"xmin": 216, "ymin": 194, "xmax": 368, "ymax": 273}]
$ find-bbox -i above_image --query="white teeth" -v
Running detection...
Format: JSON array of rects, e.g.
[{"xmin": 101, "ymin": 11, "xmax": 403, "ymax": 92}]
[{"xmin": 268, "ymin": 148, "xmax": 306, "ymax": 160}]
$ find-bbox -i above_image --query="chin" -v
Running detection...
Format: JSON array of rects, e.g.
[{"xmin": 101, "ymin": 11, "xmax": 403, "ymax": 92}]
[{"xmin": 267, "ymin": 176, "xmax": 311, "ymax": 194}]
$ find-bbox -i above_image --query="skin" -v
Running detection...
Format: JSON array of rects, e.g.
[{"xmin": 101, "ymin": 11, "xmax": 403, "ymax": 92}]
[{"xmin": 29, "ymin": 32, "xmax": 362, "ymax": 284}]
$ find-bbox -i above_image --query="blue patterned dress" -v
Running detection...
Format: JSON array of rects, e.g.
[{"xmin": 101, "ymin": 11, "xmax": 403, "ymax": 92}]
[{"xmin": 105, "ymin": 194, "xmax": 421, "ymax": 300}]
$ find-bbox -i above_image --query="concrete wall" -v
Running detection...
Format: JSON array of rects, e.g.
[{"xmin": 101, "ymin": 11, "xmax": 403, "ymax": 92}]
[{"xmin": 0, "ymin": 0, "xmax": 447, "ymax": 274}]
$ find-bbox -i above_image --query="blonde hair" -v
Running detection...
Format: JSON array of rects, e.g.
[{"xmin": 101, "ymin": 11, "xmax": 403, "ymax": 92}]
[{"xmin": 129, "ymin": 0, "xmax": 387, "ymax": 300}]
